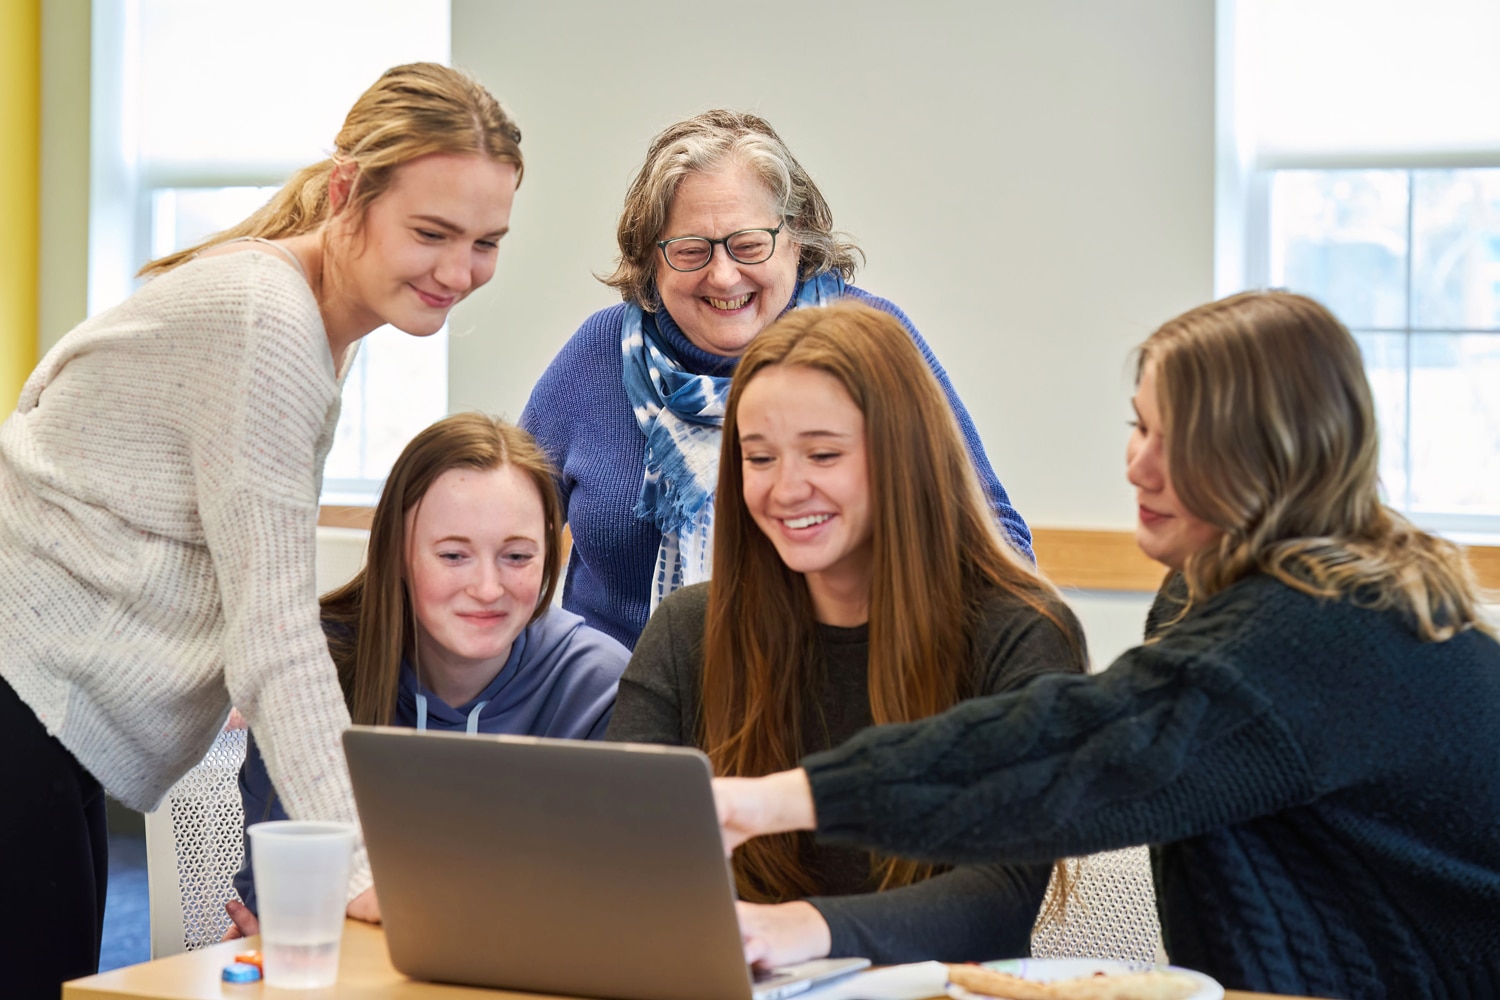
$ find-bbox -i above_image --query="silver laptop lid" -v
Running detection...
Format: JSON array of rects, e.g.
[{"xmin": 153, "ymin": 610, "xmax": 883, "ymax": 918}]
[{"xmin": 344, "ymin": 726, "xmax": 758, "ymax": 1000}]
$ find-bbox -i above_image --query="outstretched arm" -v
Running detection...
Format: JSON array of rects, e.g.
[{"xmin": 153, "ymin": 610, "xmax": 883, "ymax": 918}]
[
  {"xmin": 718, "ymin": 643, "xmax": 1318, "ymax": 868},
  {"xmin": 803, "ymin": 642, "xmax": 1315, "ymax": 866},
  {"xmin": 713, "ymin": 769, "xmax": 818, "ymax": 853}
]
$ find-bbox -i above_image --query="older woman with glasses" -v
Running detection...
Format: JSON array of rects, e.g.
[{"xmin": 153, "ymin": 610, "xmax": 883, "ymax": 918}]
[{"xmin": 522, "ymin": 110, "xmax": 1030, "ymax": 648}]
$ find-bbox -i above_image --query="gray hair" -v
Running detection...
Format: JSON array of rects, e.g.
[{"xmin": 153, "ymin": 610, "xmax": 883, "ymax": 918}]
[{"xmin": 601, "ymin": 110, "xmax": 863, "ymax": 310}]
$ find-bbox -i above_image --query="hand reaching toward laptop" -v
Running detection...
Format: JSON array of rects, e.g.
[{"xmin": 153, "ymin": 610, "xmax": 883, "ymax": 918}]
[
  {"xmin": 715, "ymin": 771, "xmax": 828, "ymax": 966},
  {"xmin": 220, "ymin": 887, "xmax": 382, "ymax": 942},
  {"xmin": 736, "ymin": 900, "xmax": 831, "ymax": 969},
  {"xmin": 711, "ymin": 769, "xmax": 818, "ymax": 854},
  {"xmin": 346, "ymin": 885, "xmax": 382, "ymax": 923}
]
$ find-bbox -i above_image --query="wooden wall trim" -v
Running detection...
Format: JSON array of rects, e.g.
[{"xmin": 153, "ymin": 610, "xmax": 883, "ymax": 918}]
[
  {"xmin": 1468, "ymin": 544, "xmax": 1500, "ymax": 595},
  {"xmin": 317, "ymin": 508, "xmax": 1500, "ymax": 595},
  {"xmin": 1033, "ymin": 526, "xmax": 1500, "ymax": 594},
  {"xmin": 1031, "ymin": 528, "xmax": 1168, "ymax": 592},
  {"xmin": 319, "ymin": 505, "xmax": 374, "ymax": 530}
]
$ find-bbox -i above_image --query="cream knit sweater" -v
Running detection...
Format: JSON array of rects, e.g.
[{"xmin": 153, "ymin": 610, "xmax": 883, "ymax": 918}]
[{"xmin": 0, "ymin": 251, "xmax": 370, "ymax": 896}]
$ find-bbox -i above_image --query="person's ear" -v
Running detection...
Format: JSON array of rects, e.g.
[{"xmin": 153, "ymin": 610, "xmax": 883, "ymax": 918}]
[
  {"xmin": 329, "ymin": 160, "xmax": 359, "ymax": 215},
  {"xmin": 785, "ymin": 235, "xmax": 803, "ymax": 270}
]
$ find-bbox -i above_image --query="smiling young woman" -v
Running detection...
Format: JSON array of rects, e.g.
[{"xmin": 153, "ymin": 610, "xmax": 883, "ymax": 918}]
[
  {"xmin": 144, "ymin": 66, "xmax": 522, "ymax": 365},
  {"xmin": 734, "ymin": 364, "xmax": 874, "ymax": 626},
  {"xmin": 0, "ymin": 62, "xmax": 523, "ymax": 993},
  {"xmin": 227, "ymin": 413, "xmax": 629, "ymax": 934},
  {"xmin": 308, "ymin": 151, "xmax": 517, "ymax": 353},
  {"xmin": 606, "ymin": 302, "xmax": 1087, "ymax": 969},
  {"xmin": 403, "ymin": 463, "xmax": 548, "ymax": 700},
  {"xmin": 711, "ymin": 291, "xmax": 1500, "ymax": 998}
]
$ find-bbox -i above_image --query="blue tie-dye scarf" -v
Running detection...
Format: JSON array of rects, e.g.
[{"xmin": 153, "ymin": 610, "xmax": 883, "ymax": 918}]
[{"xmin": 622, "ymin": 271, "xmax": 846, "ymax": 611}]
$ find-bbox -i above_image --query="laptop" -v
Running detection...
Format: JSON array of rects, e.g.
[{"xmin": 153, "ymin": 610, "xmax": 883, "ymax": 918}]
[{"xmin": 342, "ymin": 726, "xmax": 869, "ymax": 1000}]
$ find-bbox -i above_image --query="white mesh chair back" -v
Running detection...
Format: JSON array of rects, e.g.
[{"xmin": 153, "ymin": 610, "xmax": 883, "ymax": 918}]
[
  {"xmin": 143, "ymin": 727, "xmax": 248, "ymax": 957},
  {"xmin": 1030, "ymin": 846, "xmax": 1164, "ymax": 963}
]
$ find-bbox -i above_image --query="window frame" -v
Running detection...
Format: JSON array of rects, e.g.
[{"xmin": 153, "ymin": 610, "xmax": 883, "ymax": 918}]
[
  {"xmin": 87, "ymin": 0, "xmax": 449, "ymax": 506},
  {"xmin": 1252, "ymin": 158, "xmax": 1500, "ymax": 533}
]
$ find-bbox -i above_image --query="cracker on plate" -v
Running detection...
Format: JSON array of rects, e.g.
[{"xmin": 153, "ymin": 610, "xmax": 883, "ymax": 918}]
[{"xmin": 947, "ymin": 964, "xmax": 1199, "ymax": 1000}]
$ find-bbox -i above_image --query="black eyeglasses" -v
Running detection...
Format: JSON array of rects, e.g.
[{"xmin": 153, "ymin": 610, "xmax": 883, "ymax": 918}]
[{"xmin": 656, "ymin": 222, "xmax": 785, "ymax": 272}]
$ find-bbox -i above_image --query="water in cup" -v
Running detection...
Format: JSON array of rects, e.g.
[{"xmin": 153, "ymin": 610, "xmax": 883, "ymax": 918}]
[
  {"xmin": 247, "ymin": 820, "xmax": 356, "ymax": 990},
  {"xmin": 262, "ymin": 937, "xmax": 342, "ymax": 989}
]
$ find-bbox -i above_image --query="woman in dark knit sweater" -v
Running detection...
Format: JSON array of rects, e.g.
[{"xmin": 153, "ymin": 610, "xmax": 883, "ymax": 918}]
[
  {"xmin": 713, "ymin": 291, "xmax": 1500, "ymax": 1000},
  {"xmin": 606, "ymin": 302, "xmax": 1086, "ymax": 967}
]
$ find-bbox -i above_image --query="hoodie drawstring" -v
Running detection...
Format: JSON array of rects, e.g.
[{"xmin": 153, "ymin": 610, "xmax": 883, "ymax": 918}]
[{"xmin": 414, "ymin": 692, "xmax": 489, "ymax": 734}]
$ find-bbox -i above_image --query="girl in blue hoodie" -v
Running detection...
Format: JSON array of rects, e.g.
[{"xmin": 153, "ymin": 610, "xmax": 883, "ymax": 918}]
[{"xmin": 229, "ymin": 413, "xmax": 630, "ymax": 923}]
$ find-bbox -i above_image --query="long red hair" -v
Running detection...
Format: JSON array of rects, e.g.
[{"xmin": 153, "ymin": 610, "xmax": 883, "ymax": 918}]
[{"xmin": 702, "ymin": 302, "xmax": 1080, "ymax": 902}]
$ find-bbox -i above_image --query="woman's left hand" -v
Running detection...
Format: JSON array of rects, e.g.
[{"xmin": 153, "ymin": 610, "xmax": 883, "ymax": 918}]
[
  {"xmin": 221, "ymin": 899, "xmax": 259, "ymax": 940},
  {"xmin": 346, "ymin": 886, "xmax": 381, "ymax": 923},
  {"xmin": 736, "ymin": 900, "xmax": 832, "ymax": 969}
]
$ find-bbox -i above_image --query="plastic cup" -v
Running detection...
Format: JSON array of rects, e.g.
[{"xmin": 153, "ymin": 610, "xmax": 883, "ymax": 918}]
[{"xmin": 247, "ymin": 820, "xmax": 356, "ymax": 989}]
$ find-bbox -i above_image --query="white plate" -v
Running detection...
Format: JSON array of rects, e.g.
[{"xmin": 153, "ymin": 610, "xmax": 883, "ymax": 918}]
[{"xmin": 947, "ymin": 957, "xmax": 1223, "ymax": 1000}]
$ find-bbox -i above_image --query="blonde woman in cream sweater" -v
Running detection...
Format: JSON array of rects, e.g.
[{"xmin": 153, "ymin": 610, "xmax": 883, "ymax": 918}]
[{"xmin": 0, "ymin": 63, "xmax": 522, "ymax": 994}]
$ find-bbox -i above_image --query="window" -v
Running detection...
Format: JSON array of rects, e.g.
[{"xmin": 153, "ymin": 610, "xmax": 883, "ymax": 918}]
[
  {"xmin": 89, "ymin": 0, "xmax": 451, "ymax": 502},
  {"xmin": 1267, "ymin": 169, "xmax": 1500, "ymax": 526},
  {"xmin": 1222, "ymin": 0, "xmax": 1500, "ymax": 531}
]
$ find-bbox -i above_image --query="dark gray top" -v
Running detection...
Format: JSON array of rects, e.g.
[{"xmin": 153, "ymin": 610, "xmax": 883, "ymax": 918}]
[{"xmin": 606, "ymin": 581, "xmax": 1087, "ymax": 963}]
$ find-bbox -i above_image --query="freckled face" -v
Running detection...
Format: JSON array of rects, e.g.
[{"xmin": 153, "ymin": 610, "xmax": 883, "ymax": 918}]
[
  {"xmin": 653, "ymin": 164, "xmax": 800, "ymax": 357},
  {"xmin": 339, "ymin": 152, "xmax": 518, "ymax": 338},
  {"xmin": 1126, "ymin": 362, "xmax": 1222, "ymax": 570},
  {"xmin": 737, "ymin": 365, "xmax": 873, "ymax": 622},
  {"xmin": 404, "ymin": 465, "xmax": 545, "ymax": 676}
]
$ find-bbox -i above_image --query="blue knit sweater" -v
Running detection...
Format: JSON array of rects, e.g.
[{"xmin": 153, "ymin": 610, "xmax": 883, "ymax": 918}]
[
  {"xmin": 520, "ymin": 285, "xmax": 1030, "ymax": 649},
  {"xmin": 802, "ymin": 574, "xmax": 1500, "ymax": 999}
]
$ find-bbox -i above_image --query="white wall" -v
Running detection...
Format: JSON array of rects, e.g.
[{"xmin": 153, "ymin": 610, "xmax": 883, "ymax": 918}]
[
  {"xmin": 448, "ymin": 1, "xmax": 1215, "ymax": 659},
  {"xmin": 448, "ymin": 0, "xmax": 1216, "ymax": 533},
  {"xmin": 30, "ymin": 2, "xmax": 1214, "ymax": 668},
  {"xmin": 1066, "ymin": 590, "xmax": 1158, "ymax": 672}
]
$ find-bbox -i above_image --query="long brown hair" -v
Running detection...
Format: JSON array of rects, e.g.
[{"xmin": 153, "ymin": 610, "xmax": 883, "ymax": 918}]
[
  {"xmin": 141, "ymin": 62, "xmax": 523, "ymax": 276},
  {"xmin": 323, "ymin": 413, "xmax": 563, "ymax": 725},
  {"xmin": 1142, "ymin": 289, "xmax": 1493, "ymax": 640},
  {"xmin": 703, "ymin": 302, "xmax": 1081, "ymax": 902},
  {"xmin": 601, "ymin": 109, "xmax": 862, "ymax": 309}
]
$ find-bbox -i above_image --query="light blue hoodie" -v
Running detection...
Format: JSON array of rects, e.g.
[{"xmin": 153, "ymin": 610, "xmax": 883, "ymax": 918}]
[{"xmin": 233, "ymin": 607, "xmax": 629, "ymax": 912}]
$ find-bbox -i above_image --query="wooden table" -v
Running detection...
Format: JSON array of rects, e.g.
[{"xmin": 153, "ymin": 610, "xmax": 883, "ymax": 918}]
[{"xmin": 64, "ymin": 921, "xmax": 1325, "ymax": 1000}]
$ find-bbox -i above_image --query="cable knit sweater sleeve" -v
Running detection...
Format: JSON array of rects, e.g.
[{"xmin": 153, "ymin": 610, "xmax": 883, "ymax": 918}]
[{"xmin": 803, "ymin": 579, "xmax": 1318, "ymax": 866}]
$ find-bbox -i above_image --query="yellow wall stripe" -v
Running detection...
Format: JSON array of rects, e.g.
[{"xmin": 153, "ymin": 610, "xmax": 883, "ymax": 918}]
[{"xmin": 1, "ymin": 0, "xmax": 42, "ymax": 411}]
